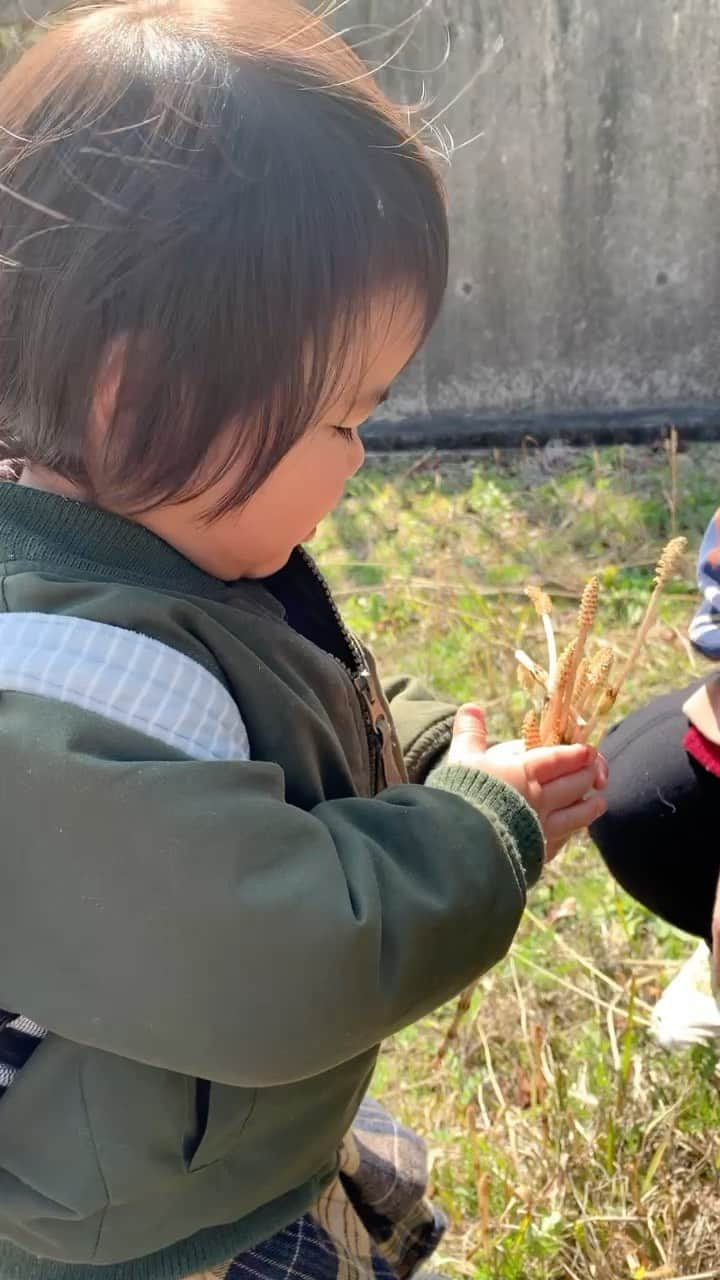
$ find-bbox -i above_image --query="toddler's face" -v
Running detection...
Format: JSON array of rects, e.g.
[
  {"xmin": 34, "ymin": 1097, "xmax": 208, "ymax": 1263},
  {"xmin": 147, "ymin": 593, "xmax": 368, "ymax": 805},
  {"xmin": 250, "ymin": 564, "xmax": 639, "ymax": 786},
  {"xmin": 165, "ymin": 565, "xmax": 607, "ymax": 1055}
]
[{"xmin": 140, "ymin": 303, "xmax": 422, "ymax": 580}]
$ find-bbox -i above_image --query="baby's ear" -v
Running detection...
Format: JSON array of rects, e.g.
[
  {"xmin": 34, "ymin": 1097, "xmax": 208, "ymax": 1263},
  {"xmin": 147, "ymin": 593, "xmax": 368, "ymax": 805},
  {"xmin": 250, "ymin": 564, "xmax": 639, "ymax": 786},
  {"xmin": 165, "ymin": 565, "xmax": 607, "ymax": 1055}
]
[
  {"xmin": 91, "ymin": 331, "xmax": 165, "ymax": 436},
  {"xmin": 88, "ymin": 332, "xmax": 175, "ymax": 499},
  {"xmin": 90, "ymin": 335, "xmax": 125, "ymax": 438}
]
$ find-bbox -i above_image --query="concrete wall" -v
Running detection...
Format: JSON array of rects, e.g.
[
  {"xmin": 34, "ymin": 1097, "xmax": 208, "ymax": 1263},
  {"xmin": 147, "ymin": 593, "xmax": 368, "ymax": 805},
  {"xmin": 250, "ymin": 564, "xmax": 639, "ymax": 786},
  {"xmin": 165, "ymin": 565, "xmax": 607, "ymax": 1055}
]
[
  {"xmin": 3, "ymin": 1, "xmax": 720, "ymax": 441},
  {"xmin": 344, "ymin": 0, "xmax": 720, "ymax": 441}
]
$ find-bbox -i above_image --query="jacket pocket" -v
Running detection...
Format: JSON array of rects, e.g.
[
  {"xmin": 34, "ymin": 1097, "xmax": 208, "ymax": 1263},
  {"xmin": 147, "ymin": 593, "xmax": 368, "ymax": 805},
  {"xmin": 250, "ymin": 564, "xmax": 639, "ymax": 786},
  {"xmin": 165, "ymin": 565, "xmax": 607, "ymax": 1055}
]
[
  {"xmin": 183, "ymin": 1077, "xmax": 211, "ymax": 1166},
  {"xmin": 187, "ymin": 1080, "xmax": 257, "ymax": 1172}
]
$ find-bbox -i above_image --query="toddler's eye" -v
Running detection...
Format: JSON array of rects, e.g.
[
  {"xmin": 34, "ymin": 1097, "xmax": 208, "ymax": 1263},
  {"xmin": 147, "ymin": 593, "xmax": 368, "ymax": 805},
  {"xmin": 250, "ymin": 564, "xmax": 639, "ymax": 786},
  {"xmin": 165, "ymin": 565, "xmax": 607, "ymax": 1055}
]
[{"xmin": 334, "ymin": 426, "xmax": 356, "ymax": 443}]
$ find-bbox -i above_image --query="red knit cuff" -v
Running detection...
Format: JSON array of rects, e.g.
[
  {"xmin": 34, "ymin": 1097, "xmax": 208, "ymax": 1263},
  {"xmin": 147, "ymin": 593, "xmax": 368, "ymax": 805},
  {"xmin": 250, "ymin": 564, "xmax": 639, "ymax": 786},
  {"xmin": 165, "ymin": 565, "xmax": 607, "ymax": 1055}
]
[{"xmin": 684, "ymin": 725, "xmax": 720, "ymax": 778}]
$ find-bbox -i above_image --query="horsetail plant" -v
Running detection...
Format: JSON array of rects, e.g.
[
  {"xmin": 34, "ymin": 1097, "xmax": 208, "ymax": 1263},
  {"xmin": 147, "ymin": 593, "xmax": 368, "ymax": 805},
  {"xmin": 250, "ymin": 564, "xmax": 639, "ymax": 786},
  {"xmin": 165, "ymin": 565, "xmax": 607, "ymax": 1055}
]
[{"xmin": 517, "ymin": 539, "xmax": 687, "ymax": 748}]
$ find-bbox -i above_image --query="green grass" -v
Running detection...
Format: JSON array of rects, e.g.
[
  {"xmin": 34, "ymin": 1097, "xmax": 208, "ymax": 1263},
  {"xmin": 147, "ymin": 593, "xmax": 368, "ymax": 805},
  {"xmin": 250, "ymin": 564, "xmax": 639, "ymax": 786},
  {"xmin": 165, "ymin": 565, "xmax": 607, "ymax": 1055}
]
[{"xmin": 318, "ymin": 440, "xmax": 720, "ymax": 1280}]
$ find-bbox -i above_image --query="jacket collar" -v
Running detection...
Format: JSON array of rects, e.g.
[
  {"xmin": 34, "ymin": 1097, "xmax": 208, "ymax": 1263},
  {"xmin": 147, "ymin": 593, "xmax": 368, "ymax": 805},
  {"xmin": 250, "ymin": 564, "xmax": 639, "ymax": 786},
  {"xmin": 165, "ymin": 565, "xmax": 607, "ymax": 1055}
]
[
  {"xmin": 0, "ymin": 481, "xmax": 283, "ymax": 617},
  {"xmin": 0, "ymin": 481, "xmax": 220, "ymax": 590}
]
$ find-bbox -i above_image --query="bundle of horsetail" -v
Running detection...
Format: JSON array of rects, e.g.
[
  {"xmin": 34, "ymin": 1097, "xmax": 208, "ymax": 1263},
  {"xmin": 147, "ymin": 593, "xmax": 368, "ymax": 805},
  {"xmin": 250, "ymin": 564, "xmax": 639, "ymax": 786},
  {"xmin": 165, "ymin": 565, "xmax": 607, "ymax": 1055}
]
[
  {"xmin": 516, "ymin": 537, "xmax": 687, "ymax": 750},
  {"xmin": 433, "ymin": 539, "xmax": 688, "ymax": 1069}
]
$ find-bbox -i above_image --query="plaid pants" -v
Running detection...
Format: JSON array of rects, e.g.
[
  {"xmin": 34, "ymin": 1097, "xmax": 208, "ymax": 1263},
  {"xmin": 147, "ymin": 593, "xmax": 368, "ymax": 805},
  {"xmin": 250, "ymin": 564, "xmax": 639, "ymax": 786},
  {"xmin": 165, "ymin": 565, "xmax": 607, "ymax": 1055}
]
[{"xmin": 187, "ymin": 1100, "xmax": 446, "ymax": 1280}]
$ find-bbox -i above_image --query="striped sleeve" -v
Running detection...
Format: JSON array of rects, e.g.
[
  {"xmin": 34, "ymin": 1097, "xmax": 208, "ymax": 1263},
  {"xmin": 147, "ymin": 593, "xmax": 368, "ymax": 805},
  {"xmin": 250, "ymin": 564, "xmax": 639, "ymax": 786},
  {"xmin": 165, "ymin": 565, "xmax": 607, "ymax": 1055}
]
[
  {"xmin": 689, "ymin": 509, "xmax": 720, "ymax": 659},
  {"xmin": 0, "ymin": 1016, "xmax": 46, "ymax": 1098}
]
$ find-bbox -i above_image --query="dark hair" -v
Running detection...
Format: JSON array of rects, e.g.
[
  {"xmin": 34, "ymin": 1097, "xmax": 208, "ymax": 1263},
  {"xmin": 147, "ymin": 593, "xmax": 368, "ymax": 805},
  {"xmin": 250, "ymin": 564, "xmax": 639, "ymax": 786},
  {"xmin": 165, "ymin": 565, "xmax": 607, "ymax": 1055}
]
[{"xmin": 0, "ymin": 0, "xmax": 448, "ymax": 514}]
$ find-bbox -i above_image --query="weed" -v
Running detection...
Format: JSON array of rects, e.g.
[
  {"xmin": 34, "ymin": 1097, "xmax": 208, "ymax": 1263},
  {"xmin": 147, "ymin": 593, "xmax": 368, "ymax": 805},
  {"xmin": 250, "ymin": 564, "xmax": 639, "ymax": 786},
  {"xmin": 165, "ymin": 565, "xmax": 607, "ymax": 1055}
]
[{"xmin": 319, "ymin": 442, "xmax": 720, "ymax": 1279}]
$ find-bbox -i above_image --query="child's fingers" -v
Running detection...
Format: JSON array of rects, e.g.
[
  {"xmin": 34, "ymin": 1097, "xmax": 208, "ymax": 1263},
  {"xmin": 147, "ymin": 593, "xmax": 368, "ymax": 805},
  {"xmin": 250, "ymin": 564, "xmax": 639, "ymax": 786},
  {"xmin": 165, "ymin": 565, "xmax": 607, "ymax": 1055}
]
[
  {"xmin": 595, "ymin": 754, "xmax": 609, "ymax": 790},
  {"xmin": 543, "ymin": 792, "xmax": 607, "ymax": 845},
  {"xmin": 525, "ymin": 743, "xmax": 596, "ymax": 785},
  {"xmin": 539, "ymin": 764, "xmax": 602, "ymax": 814},
  {"xmin": 449, "ymin": 704, "xmax": 488, "ymax": 759}
]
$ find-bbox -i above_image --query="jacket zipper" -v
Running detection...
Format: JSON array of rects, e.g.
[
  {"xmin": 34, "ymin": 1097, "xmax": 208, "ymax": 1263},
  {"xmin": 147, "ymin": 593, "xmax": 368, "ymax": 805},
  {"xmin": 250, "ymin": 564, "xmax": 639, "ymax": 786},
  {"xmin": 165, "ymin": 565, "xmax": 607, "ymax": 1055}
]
[{"xmin": 298, "ymin": 547, "xmax": 390, "ymax": 791}]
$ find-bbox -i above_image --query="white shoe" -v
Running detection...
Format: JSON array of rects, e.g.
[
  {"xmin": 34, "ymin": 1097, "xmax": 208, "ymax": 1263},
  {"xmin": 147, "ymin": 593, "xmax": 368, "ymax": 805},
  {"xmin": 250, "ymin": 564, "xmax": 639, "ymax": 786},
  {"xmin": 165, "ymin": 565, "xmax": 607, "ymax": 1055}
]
[{"xmin": 651, "ymin": 942, "xmax": 720, "ymax": 1050}]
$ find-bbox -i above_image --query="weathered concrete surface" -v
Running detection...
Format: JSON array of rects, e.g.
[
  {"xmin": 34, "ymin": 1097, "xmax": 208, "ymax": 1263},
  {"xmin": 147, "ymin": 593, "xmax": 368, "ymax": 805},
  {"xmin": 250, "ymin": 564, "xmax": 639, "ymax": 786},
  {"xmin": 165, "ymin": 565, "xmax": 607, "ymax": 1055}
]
[
  {"xmin": 344, "ymin": 0, "xmax": 720, "ymax": 434},
  {"xmin": 3, "ymin": 0, "xmax": 720, "ymax": 437}
]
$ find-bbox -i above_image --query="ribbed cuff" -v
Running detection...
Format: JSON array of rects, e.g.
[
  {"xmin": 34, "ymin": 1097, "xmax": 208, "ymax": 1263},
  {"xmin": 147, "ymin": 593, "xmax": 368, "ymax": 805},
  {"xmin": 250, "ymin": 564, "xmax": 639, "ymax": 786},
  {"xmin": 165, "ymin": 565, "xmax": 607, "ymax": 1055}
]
[
  {"xmin": 404, "ymin": 713, "xmax": 455, "ymax": 783},
  {"xmin": 426, "ymin": 763, "xmax": 545, "ymax": 889}
]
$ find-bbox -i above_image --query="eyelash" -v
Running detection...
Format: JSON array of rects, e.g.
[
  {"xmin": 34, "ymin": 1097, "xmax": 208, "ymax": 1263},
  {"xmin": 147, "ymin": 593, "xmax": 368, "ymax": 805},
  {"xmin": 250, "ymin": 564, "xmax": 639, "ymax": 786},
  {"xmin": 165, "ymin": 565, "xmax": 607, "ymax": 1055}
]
[{"xmin": 333, "ymin": 393, "xmax": 389, "ymax": 443}]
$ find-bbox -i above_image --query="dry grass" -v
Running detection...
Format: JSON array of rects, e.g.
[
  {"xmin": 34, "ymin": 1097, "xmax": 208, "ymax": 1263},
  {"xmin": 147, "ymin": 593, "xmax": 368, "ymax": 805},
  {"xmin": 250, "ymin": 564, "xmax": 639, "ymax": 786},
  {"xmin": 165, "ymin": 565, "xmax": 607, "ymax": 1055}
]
[
  {"xmin": 317, "ymin": 440, "xmax": 720, "ymax": 1280},
  {"xmin": 376, "ymin": 863, "xmax": 720, "ymax": 1280}
]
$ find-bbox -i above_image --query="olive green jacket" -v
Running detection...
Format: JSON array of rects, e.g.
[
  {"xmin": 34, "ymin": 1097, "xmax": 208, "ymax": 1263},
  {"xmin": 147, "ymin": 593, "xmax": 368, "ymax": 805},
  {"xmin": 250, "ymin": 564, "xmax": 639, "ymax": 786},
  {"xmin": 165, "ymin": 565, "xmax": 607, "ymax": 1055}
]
[{"xmin": 0, "ymin": 483, "xmax": 543, "ymax": 1280}]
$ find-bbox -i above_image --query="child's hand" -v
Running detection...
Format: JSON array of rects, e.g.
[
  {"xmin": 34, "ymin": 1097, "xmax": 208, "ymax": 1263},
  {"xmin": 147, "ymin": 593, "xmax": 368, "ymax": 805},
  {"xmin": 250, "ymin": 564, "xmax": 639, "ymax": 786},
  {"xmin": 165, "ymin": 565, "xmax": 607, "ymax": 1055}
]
[{"xmin": 448, "ymin": 704, "xmax": 608, "ymax": 862}]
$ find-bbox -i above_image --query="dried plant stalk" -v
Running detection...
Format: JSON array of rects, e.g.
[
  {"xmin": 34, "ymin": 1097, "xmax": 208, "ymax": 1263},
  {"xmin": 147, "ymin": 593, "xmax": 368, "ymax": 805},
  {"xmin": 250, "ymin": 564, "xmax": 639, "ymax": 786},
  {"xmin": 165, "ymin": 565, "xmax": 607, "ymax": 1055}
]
[
  {"xmin": 515, "ymin": 649, "xmax": 549, "ymax": 692},
  {"xmin": 593, "ymin": 685, "xmax": 618, "ymax": 722},
  {"xmin": 656, "ymin": 536, "xmax": 687, "ymax": 587},
  {"xmin": 526, "ymin": 585, "xmax": 558, "ymax": 679},
  {"xmin": 558, "ymin": 577, "xmax": 599, "ymax": 741},
  {"xmin": 580, "ymin": 688, "xmax": 618, "ymax": 744},
  {"xmin": 522, "ymin": 709, "xmax": 542, "ymax": 751},
  {"xmin": 517, "ymin": 663, "xmax": 537, "ymax": 695},
  {"xmin": 541, "ymin": 640, "xmax": 576, "ymax": 744},
  {"xmin": 588, "ymin": 647, "xmax": 614, "ymax": 696},
  {"xmin": 576, "ymin": 653, "xmax": 615, "ymax": 743},
  {"xmin": 572, "ymin": 647, "xmax": 612, "ymax": 720},
  {"xmin": 573, "ymin": 656, "xmax": 591, "ymax": 714},
  {"xmin": 526, "ymin": 586, "xmax": 552, "ymax": 615},
  {"xmin": 564, "ymin": 703, "xmax": 586, "ymax": 739},
  {"xmin": 433, "ymin": 982, "xmax": 478, "ymax": 1068},
  {"xmin": 609, "ymin": 537, "xmax": 687, "ymax": 708},
  {"xmin": 517, "ymin": 539, "xmax": 685, "ymax": 751},
  {"xmin": 555, "ymin": 640, "xmax": 577, "ymax": 694},
  {"xmin": 516, "ymin": 653, "xmax": 584, "ymax": 741},
  {"xmin": 591, "ymin": 646, "xmax": 613, "ymax": 679},
  {"xmin": 578, "ymin": 576, "xmax": 600, "ymax": 631}
]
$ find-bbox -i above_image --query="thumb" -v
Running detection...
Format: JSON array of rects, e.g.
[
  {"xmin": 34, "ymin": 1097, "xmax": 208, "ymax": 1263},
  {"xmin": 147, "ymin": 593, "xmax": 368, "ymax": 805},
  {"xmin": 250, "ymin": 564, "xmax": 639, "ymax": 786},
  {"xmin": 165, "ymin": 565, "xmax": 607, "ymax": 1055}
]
[{"xmin": 450, "ymin": 704, "xmax": 488, "ymax": 755}]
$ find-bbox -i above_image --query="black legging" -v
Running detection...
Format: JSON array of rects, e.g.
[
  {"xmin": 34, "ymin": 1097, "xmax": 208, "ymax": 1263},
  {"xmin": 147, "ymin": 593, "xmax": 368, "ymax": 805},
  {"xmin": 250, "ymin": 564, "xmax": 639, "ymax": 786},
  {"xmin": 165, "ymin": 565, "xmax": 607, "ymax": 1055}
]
[{"xmin": 589, "ymin": 679, "xmax": 720, "ymax": 945}]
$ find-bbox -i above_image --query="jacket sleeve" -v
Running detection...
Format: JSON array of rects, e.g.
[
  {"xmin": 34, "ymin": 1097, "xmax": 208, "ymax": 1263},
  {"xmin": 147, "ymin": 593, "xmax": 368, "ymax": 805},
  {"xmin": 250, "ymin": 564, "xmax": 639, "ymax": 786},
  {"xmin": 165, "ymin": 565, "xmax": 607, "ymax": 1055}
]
[
  {"xmin": 0, "ymin": 698, "xmax": 543, "ymax": 1088},
  {"xmin": 689, "ymin": 509, "xmax": 720, "ymax": 659},
  {"xmin": 382, "ymin": 673, "xmax": 457, "ymax": 782}
]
